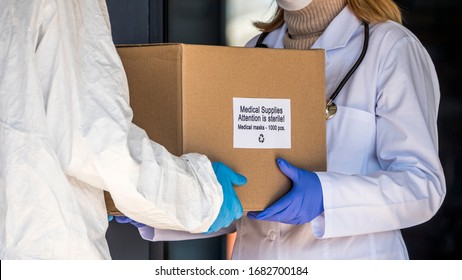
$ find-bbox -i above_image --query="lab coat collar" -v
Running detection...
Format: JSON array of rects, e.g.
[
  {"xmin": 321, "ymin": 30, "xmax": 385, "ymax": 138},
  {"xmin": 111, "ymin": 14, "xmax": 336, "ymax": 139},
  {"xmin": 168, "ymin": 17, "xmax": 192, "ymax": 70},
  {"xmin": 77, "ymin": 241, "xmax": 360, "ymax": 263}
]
[
  {"xmin": 273, "ymin": 7, "xmax": 362, "ymax": 51},
  {"xmin": 312, "ymin": 6, "xmax": 363, "ymax": 51}
]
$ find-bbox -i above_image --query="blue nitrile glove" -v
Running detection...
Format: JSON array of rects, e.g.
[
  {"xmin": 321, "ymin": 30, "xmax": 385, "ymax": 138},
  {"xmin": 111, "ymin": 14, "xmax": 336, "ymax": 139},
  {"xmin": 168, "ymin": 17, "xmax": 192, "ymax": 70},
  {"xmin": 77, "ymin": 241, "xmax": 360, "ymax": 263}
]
[
  {"xmin": 108, "ymin": 215, "xmax": 114, "ymax": 222},
  {"xmin": 247, "ymin": 158, "xmax": 324, "ymax": 225},
  {"xmin": 114, "ymin": 216, "xmax": 146, "ymax": 228},
  {"xmin": 206, "ymin": 162, "xmax": 247, "ymax": 233}
]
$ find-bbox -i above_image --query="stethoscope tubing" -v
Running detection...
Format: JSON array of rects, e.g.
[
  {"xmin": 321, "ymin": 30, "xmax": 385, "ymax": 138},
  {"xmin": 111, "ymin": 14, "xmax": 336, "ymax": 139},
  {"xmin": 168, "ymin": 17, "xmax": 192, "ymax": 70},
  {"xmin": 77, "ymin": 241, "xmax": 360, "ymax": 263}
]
[
  {"xmin": 327, "ymin": 21, "xmax": 369, "ymax": 107},
  {"xmin": 255, "ymin": 21, "xmax": 370, "ymax": 119}
]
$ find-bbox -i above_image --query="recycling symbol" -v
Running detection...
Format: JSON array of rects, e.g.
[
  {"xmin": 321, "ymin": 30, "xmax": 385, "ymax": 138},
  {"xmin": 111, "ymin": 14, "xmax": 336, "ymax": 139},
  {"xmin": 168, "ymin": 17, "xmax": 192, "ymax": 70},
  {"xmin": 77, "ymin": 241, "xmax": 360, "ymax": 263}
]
[{"xmin": 258, "ymin": 134, "xmax": 265, "ymax": 143}]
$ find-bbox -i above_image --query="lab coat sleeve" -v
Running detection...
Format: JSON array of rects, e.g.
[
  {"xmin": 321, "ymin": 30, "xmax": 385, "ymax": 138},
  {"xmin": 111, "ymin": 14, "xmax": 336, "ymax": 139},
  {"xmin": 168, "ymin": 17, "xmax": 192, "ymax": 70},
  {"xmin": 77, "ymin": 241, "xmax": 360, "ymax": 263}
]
[
  {"xmin": 137, "ymin": 223, "xmax": 236, "ymax": 241},
  {"xmin": 312, "ymin": 33, "xmax": 446, "ymax": 238},
  {"xmin": 33, "ymin": 1, "xmax": 221, "ymax": 233}
]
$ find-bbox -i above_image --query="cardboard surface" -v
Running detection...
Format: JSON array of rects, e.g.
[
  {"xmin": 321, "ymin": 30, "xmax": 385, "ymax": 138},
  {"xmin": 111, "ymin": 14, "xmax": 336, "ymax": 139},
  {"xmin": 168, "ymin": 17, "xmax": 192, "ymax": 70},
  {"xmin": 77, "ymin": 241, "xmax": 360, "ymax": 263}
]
[{"xmin": 107, "ymin": 43, "xmax": 326, "ymax": 213}]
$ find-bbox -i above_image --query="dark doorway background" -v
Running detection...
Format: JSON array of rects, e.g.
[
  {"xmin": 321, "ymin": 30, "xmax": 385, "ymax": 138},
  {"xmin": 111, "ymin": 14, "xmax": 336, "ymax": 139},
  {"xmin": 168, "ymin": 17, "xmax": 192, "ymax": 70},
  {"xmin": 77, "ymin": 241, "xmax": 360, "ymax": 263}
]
[{"xmin": 105, "ymin": 0, "xmax": 462, "ymax": 260}]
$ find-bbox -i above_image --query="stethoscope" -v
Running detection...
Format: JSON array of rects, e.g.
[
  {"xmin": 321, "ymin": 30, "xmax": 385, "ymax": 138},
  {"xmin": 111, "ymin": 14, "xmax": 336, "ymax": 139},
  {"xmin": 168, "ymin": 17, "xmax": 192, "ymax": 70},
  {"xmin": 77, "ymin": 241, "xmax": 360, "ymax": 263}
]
[{"xmin": 255, "ymin": 21, "xmax": 370, "ymax": 120}]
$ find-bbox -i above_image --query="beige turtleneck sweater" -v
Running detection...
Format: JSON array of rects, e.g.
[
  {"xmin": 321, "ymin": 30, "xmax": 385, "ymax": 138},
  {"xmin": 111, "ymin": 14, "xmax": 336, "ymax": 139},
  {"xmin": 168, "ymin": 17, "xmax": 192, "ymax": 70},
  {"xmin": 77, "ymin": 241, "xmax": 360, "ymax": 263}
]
[{"xmin": 284, "ymin": 0, "xmax": 347, "ymax": 49}]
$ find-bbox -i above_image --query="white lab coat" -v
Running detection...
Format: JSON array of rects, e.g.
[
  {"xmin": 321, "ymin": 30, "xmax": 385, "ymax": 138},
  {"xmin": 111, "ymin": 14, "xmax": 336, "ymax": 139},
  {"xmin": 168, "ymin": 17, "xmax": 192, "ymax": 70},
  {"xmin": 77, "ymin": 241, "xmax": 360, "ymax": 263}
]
[
  {"xmin": 0, "ymin": 0, "xmax": 222, "ymax": 259},
  {"xmin": 146, "ymin": 7, "xmax": 446, "ymax": 259}
]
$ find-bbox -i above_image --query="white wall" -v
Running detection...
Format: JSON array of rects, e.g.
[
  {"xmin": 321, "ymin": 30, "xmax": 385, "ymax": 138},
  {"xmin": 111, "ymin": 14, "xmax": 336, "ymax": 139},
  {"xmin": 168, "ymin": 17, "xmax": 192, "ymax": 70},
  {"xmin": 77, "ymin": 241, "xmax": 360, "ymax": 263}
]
[{"xmin": 226, "ymin": 0, "xmax": 277, "ymax": 46}]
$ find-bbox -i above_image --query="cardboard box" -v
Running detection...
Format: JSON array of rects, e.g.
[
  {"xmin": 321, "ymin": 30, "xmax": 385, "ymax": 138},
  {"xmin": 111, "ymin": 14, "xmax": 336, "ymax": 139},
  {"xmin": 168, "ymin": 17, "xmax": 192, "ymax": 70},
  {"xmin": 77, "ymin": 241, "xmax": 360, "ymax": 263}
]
[{"xmin": 107, "ymin": 43, "xmax": 326, "ymax": 214}]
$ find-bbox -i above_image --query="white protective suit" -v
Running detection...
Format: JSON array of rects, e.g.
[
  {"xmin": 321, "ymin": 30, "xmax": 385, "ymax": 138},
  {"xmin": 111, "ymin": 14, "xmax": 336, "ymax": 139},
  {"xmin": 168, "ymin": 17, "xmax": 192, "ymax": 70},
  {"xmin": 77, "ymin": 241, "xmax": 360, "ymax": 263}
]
[
  {"xmin": 142, "ymin": 7, "xmax": 446, "ymax": 259},
  {"xmin": 0, "ymin": 0, "xmax": 223, "ymax": 259}
]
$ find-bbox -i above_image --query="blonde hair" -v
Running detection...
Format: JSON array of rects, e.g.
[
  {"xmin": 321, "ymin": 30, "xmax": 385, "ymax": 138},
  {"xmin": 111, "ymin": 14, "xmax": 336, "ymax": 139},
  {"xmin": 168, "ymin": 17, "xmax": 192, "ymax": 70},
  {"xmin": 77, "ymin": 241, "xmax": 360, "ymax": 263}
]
[{"xmin": 254, "ymin": 0, "xmax": 402, "ymax": 32}]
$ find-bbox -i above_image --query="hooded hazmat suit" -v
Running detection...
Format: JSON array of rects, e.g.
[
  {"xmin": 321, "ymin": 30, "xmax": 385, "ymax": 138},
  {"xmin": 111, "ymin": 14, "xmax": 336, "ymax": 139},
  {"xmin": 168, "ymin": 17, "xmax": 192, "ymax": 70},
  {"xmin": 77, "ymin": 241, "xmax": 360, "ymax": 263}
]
[{"xmin": 0, "ymin": 0, "xmax": 223, "ymax": 259}]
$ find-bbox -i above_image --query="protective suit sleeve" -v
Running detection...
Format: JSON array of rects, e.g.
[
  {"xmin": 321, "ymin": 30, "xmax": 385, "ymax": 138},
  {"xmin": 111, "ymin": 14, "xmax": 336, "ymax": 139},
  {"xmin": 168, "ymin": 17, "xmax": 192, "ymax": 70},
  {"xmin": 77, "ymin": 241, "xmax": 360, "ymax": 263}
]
[
  {"xmin": 311, "ymin": 34, "xmax": 446, "ymax": 239},
  {"xmin": 60, "ymin": 1, "xmax": 222, "ymax": 233},
  {"xmin": 1, "ymin": 0, "xmax": 222, "ymax": 238}
]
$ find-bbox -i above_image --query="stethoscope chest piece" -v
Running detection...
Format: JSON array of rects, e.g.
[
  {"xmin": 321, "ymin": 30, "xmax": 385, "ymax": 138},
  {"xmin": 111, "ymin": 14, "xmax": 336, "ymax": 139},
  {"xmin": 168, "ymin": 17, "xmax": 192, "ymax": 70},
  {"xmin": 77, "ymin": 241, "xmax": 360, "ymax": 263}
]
[
  {"xmin": 326, "ymin": 101, "xmax": 337, "ymax": 120},
  {"xmin": 324, "ymin": 21, "xmax": 369, "ymax": 121}
]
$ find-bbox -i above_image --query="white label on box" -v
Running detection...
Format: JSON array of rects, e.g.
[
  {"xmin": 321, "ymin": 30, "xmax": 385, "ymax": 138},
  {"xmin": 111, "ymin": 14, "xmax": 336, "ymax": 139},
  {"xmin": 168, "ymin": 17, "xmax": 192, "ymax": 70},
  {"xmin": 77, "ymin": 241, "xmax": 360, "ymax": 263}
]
[{"xmin": 233, "ymin": 97, "xmax": 291, "ymax": 149}]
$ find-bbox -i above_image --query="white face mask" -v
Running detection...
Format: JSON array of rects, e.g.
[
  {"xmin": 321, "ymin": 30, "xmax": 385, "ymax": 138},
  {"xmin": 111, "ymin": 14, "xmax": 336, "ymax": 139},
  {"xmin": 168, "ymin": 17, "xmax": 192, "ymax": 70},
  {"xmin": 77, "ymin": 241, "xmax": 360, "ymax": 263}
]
[{"xmin": 276, "ymin": 0, "xmax": 313, "ymax": 11}]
